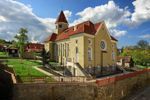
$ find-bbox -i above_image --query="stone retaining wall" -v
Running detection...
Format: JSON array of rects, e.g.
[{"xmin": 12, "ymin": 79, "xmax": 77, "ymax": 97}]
[{"xmin": 13, "ymin": 69, "xmax": 150, "ymax": 100}]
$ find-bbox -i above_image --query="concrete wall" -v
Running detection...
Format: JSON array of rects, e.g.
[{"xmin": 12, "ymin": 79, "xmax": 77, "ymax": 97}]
[{"xmin": 13, "ymin": 69, "xmax": 150, "ymax": 100}]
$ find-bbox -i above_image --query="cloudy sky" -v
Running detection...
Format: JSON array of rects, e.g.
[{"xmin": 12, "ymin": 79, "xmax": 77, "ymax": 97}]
[{"xmin": 0, "ymin": 0, "xmax": 150, "ymax": 47}]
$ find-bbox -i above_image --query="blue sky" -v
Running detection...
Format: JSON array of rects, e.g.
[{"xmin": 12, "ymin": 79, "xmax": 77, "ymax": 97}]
[{"xmin": 0, "ymin": 0, "xmax": 150, "ymax": 48}]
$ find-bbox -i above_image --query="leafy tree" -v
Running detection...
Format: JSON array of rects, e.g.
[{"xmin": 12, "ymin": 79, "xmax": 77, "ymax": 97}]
[
  {"xmin": 121, "ymin": 46, "xmax": 150, "ymax": 67},
  {"xmin": 14, "ymin": 28, "xmax": 28, "ymax": 58},
  {"xmin": 0, "ymin": 39, "xmax": 6, "ymax": 44},
  {"xmin": 137, "ymin": 40, "xmax": 149, "ymax": 49}
]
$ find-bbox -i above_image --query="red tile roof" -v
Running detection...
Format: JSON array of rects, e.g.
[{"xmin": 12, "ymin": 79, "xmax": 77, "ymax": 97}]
[
  {"xmin": 46, "ymin": 20, "xmax": 117, "ymax": 42},
  {"xmin": 55, "ymin": 11, "xmax": 68, "ymax": 24},
  {"xmin": 56, "ymin": 21, "xmax": 102, "ymax": 41},
  {"xmin": 25, "ymin": 43, "xmax": 44, "ymax": 52},
  {"xmin": 45, "ymin": 33, "xmax": 57, "ymax": 42}
]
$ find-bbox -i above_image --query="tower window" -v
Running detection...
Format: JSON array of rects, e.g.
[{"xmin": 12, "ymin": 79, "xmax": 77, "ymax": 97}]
[
  {"xmin": 76, "ymin": 40, "xmax": 78, "ymax": 44},
  {"xmin": 59, "ymin": 24, "xmax": 62, "ymax": 28},
  {"xmin": 88, "ymin": 39, "xmax": 92, "ymax": 45}
]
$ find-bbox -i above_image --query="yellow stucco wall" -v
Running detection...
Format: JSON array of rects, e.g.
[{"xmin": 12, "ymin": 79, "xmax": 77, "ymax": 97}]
[
  {"xmin": 44, "ymin": 42, "xmax": 55, "ymax": 61},
  {"xmin": 44, "ymin": 22, "xmax": 118, "ymax": 68},
  {"xmin": 56, "ymin": 34, "xmax": 85, "ymax": 67},
  {"xmin": 94, "ymin": 23, "xmax": 113, "ymax": 66}
]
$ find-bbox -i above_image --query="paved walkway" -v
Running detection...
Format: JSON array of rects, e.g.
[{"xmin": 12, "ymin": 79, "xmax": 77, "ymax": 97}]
[
  {"xmin": 126, "ymin": 86, "xmax": 150, "ymax": 100},
  {"xmin": 33, "ymin": 66, "xmax": 54, "ymax": 76},
  {"xmin": 33, "ymin": 66, "xmax": 87, "ymax": 82}
]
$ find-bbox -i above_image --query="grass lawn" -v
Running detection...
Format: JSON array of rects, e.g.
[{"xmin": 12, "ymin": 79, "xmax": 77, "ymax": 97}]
[
  {"xmin": 0, "ymin": 51, "xmax": 8, "ymax": 57},
  {"xmin": 6, "ymin": 59, "xmax": 45, "ymax": 76},
  {"xmin": 5, "ymin": 59, "xmax": 55, "ymax": 82}
]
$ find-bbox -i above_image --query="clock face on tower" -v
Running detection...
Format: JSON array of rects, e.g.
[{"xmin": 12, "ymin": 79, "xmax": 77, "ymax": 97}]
[{"xmin": 100, "ymin": 40, "xmax": 106, "ymax": 50}]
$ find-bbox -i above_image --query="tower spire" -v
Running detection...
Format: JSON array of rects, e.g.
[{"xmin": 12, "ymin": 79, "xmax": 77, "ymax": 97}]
[
  {"xmin": 55, "ymin": 11, "xmax": 68, "ymax": 24},
  {"xmin": 55, "ymin": 11, "xmax": 68, "ymax": 34}
]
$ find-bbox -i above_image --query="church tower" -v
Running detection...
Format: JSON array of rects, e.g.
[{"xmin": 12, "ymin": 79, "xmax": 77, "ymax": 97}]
[{"xmin": 55, "ymin": 11, "xmax": 68, "ymax": 34}]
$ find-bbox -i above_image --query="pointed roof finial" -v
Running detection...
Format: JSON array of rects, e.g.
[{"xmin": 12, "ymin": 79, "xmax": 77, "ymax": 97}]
[{"xmin": 55, "ymin": 11, "xmax": 68, "ymax": 24}]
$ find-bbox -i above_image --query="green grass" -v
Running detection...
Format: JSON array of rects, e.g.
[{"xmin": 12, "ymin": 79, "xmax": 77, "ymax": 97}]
[
  {"xmin": 5, "ymin": 59, "xmax": 55, "ymax": 82},
  {"xmin": 6, "ymin": 59, "xmax": 45, "ymax": 76},
  {"xmin": 0, "ymin": 52, "xmax": 8, "ymax": 57},
  {"xmin": 136, "ymin": 65, "xmax": 150, "ymax": 69}
]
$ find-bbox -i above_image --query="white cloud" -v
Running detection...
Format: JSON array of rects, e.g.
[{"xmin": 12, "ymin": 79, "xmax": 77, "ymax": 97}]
[
  {"xmin": 139, "ymin": 34, "xmax": 150, "ymax": 39},
  {"xmin": 0, "ymin": 0, "xmax": 72, "ymax": 42},
  {"xmin": 70, "ymin": 0, "xmax": 150, "ymax": 38},
  {"xmin": 64, "ymin": 10, "xmax": 72, "ymax": 19},
  {"xmin": 0, "ymin": 0, "xmax": 55, "ymax": 42},
  {"xmin": 71, "ymin": 1, "xmax": 131, "ymax": 28},
  {"xmin": 131, "ymin": 0, "xmax": 150, "ymax": 25},
  {"xmin": 70, "ymin": 1, "xmax": 130, "ymax": 38},
  {"xmin": 0, "ymin": 16, "xmax": 7, "ymax": 22},
  {"xmin": 110, "ymin": 29, "xmax": 127, "ymax": 37}
]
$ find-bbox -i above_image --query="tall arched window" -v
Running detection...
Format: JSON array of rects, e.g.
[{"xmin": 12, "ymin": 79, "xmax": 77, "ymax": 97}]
[
  {"xmin": 75, "ymin": 47, "xmax": 79, "ymax": 62},
  {"xmin": 112, "ymin": 52, "xmax": 115, "ymax": 61},
  {"xmin": 88, "ymin": 47, "xmax": 92, "ymax": 61}
]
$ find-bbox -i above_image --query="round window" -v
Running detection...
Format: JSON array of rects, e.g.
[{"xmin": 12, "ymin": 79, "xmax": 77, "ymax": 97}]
[{"xmin": 100, "ymin": 41, "xmax": 106, "ymax": 50}]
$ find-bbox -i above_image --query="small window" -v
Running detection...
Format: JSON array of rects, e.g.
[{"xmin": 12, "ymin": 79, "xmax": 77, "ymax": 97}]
[
  {"xmin": 76, "ymin": 40, "xmax": 78, "ymax": 44},
  {"xmin": 59, "ymin": 24, "xmax": 62, "ymax": 28},
  {"xmin": 88, "ymin": 39, "xmax": 92, "ymax": 45}
]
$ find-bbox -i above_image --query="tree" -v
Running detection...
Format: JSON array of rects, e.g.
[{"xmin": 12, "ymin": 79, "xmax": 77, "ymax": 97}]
[
  {"xmin": 137, "ymin": 40, "xmax": 149, "ymax": 49},
  {"xmin": 15, "ymin": 28, "xmax": 28, "ymax": 58},
  {"xmin": 41, "ymin": 48, "xmax": 50, "ymax": 66}
]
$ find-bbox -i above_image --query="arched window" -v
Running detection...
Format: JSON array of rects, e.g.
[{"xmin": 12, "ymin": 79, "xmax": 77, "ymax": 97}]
[
  {"xmin": 112, "ymin": 52, "xmax": 115, "ymax": 61},
  {"xmin": 76, "ymin": 47, "xmax": 78, "ymax": 54},
  {"xmin": 88, "ymin": 47, "xmax": 92, "ymax": 61}
]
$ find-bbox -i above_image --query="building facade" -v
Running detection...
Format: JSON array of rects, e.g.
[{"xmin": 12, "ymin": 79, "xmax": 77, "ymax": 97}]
[{"xmin": 44, "ymin": 11, "xmax": 118, "ymax": 76}]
